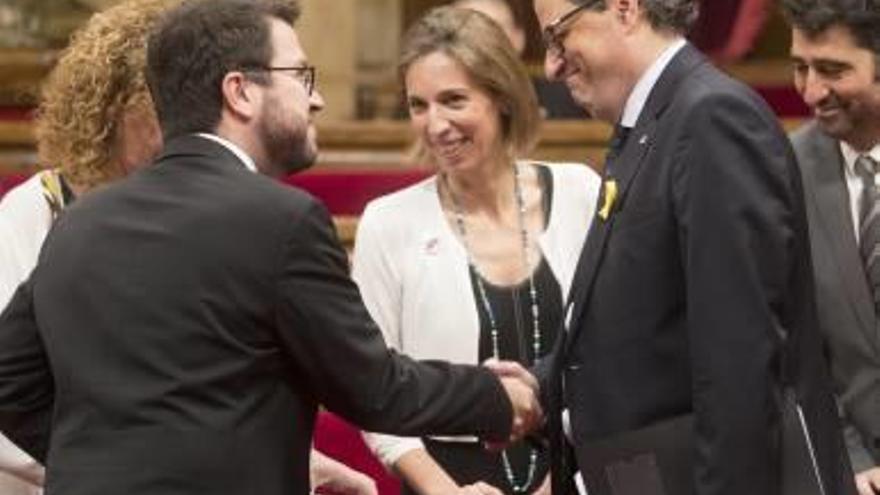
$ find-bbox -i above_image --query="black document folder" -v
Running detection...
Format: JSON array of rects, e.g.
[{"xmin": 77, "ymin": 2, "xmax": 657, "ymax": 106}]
[
  {"xmin": 575, "ymin": 394, "xmax": 826, "ymax": 495},
  {"xmin": 575, "ymin": 413, "xmax": 695, "ymax": 495}
]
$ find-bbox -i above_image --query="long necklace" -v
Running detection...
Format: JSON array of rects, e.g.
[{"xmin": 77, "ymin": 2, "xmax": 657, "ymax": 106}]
[{"xmin": 444, "ymin": 163, "xmax": 541, "ymax": 494}]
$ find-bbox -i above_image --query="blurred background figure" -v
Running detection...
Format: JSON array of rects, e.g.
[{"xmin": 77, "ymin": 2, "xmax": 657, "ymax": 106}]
[
  {"xmin": 453, "ymin": 0, "xmax": 587, "ymax": 119},
  {"xmin": 0, "ymin": 1, "xmax": 170, "ymax": 492},
  {"xmin": 354, "ymin": 6, "xmax": 599, "ymax": 495}
]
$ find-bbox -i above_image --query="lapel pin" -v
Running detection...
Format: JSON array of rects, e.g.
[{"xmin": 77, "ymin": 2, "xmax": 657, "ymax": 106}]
[
  {"xmin": 425, "ymin": 237, "xmax": 439, "ymax": 255},
  {"xmin": 639, "ymin": 134, "xmax": 648, "ymax": 145}
]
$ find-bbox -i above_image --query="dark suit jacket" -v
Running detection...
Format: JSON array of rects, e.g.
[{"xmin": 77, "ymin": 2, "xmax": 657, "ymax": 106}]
[
  {"xmin": 0, "ymin": 135, "xmax": 513, "ymax": 495},
  {"xmin": 543, "ymin": 44, "xmax": 854, "ymax": 495},
  {"xmin": 792, "ymin": 121, "xmax": 880, "ymax": 472}
]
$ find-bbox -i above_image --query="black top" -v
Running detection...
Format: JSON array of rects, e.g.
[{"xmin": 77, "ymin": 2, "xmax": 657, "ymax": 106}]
[
  {"xmin": 473, "ymin": 164, "xmax": 563, "ymax": 365},
  {"xmin": 470, "ymin": 164, "xmax": 561, "ymax": 493},
  {"xmin": 411, "ymin": 165, "xmax": 562, "ymax": 495}
]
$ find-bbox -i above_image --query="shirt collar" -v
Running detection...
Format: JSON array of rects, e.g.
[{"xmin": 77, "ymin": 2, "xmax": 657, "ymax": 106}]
[
  {"xmin": 840, "ymin": 140, "xmax": 880, "ymax": 176},
  {"xmin": 194, "ymin": 133, "xmax": 258, "ymax": 173},
  {"xmin": 619, "ymin": 38, "xmax": 687, "ymax": 128}
]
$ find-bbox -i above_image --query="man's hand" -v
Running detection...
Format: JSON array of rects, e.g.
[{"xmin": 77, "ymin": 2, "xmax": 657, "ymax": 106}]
[
  {"xmin": 484, "ymin": 359, "xmax": 543, "ymax": 448},
  {"xmin": 856, "ymin": 467, "xmax": 880, "ymax": 495}
]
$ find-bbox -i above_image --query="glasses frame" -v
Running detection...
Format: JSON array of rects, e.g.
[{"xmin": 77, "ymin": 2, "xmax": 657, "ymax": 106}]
[
  {"xmin": 244, "ymin": 65, "xmax": 316, "ymax": 96},
  {"xmin": 542, "ymin": 0, "xmax": 601, "ymax": 56}
]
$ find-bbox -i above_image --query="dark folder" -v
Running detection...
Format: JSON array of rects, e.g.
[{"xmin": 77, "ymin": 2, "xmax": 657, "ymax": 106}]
[
  {"xmin": 575, "ymin": 413, "xmax": 695, "ymax": 495},
  {"xmin": 574, "ymin": 392, "xmax": 826, "ymax": 495}
]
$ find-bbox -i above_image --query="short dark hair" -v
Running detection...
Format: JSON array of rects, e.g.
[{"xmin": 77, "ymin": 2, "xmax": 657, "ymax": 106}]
[
  {"xmin": 146, "ymin": 0, "xmax": 300, "ymax": 139},
  {"xmin": 571, "ymin": 0, "xmax": 699, "ymax": 34},
  {"xmin": 781, "ymin": 0, "xmax": 880, "ymax": 56}
]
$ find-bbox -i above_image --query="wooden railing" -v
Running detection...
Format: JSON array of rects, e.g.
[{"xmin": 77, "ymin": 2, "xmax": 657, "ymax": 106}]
[
  {"xmin": 0, "ymin": 118, "xmax": 807, "ymax": 175},
  {"xmin": 0, "ymin": 117, "xmax": 808, "ymax": 246}
]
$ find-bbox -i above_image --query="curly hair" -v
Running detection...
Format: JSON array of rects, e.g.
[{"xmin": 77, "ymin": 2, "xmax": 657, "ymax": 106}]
[{"xmin": 35, "ymin": 0, "xmax": 178, "ymax": 189}]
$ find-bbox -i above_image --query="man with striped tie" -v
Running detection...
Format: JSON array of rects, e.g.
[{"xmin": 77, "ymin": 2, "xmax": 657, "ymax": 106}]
[{"xmin": 785, "ymin": 1, "xmax": 880, "ymax": 493}]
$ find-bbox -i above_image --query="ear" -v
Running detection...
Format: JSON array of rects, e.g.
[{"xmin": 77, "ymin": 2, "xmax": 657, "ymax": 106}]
[{"xmin": 221, "ymin": 71, "xmax": 261, "ymax": 122}]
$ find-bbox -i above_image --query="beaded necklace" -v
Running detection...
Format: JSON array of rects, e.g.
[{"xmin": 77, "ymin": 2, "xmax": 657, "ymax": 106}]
[{"xmin": 443, "ymin": 163, "xmax": 541, "ymax": 493}]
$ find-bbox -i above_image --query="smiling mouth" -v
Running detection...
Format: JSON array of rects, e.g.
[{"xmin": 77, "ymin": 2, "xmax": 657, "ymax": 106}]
[
  {"xmin": 432, "ymin": 139, "xmax": 469, "ymax": 159},
  {"xmin": 814, "ymin": 107, "xmax": 841, "ymax": 120}
]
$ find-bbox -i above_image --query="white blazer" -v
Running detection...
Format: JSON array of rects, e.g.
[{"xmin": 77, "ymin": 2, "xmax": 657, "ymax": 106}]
[{"xmin": 352, "ymin": 162, "xmax": 601, "ymax": 467}]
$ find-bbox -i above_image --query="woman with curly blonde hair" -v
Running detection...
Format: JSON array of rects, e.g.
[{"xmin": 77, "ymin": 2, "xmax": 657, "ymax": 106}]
[
  {"xmin": 0, "ymin": 1, "xmax": 172, "ymax": 493},
  {"xmin": 1, "ymin": 0, "xmax": 171, "ymax": 307}
]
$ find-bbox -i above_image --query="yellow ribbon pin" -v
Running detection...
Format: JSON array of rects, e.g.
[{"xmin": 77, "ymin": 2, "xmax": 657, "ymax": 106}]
[{"xmin": 598, "ymin": 179, "xmax": 618, "ymax": 221}]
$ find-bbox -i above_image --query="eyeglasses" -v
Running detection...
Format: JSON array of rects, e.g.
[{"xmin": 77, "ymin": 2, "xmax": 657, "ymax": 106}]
[
  {"xmin": 542, "ymin": 0, "xmax": 601, "ymax": 55},
  {"xmin": 245, "ymin": 65, "xmax": 317, "ymax": 96}
]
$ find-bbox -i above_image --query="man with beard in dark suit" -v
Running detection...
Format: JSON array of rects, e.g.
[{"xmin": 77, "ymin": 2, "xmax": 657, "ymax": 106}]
[
  {"xmin": 0, "ymin": 1, "xmax": 543, "ymax": 494},
  {"xmin": 510, "ymin": 0, "xmax": 856, "ymax": 493}
]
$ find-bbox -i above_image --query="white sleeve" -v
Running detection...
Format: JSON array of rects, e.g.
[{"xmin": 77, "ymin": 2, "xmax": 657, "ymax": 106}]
[
  {"xmin": 350, "ymin": 203, "xmax": 425, "ymax": 467},
  {"xmin": 0, "ymin": 214, "xmax": 31, "ymax": 311},
  {"xmin": 0, "ymin": 189, "xmax": 45, "ymax": 488},
  {"xmin": 351, "ymin": 203, "xmax": 402, "ymax": 350}
]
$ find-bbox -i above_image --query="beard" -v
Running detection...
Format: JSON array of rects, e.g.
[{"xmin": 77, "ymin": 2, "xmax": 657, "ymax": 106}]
[{"xmin": 259, "ymin": 99, "xmax": 318, "ymax": 176}]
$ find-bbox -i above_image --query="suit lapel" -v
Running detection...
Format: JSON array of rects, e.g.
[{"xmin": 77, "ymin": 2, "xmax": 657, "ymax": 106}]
[
  {"xmin": 804, "ymin": 125, "xmax": 878, "ymax": 347},
  {"xmin": 562, "ymin": 44, "xmax": 705, "ymax": 353}
]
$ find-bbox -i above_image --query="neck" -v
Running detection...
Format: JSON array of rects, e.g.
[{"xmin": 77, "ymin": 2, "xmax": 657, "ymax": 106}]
[
  {"xmin": 213, "ymin": 124, "xmax": 278, "ymax": 177},
  {"xmin": 443, "ymin": 157, "xmax": 516, "ymax": 220},
  {"xmin": 613, "ymin": 31, "xmax": 681, "ymax": 123},
  {"xmin": 631, "ymin": 28, "xmax": 680, "ymax": 75}
]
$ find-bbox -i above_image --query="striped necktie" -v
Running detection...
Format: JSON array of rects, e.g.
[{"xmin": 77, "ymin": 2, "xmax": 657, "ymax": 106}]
[{"xmin": 856, "ymin": 155, "xmax": 880, "ymax": 314}]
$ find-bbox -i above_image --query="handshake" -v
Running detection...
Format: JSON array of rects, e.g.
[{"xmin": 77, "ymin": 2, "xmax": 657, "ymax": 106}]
[{"xmin": 484, "ymin": 359, "xmax": 545, "ymax": 448}]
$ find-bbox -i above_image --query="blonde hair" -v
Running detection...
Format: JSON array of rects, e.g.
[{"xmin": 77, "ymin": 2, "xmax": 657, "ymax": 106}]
[
  {"xmin": 35, "ymin": 0, "xmax": 178, "ymax": 189},
  {"xmin": 399, "ymin": 6, "xmax": 540, "ymax": 165}
]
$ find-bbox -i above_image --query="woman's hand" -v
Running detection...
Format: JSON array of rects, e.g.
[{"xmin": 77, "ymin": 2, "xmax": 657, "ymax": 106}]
[{"xmin": 457, "ymin": 481, "xmax": 505, "ymax": 495}]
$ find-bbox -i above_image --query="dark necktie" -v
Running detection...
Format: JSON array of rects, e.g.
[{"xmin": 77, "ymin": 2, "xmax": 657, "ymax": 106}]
[
  {"xmin": 606, "ymin": 124, "xmax": 631, "ymax": 166},
  {"xmin": 856, "ymin": 155, "xmax": 880, "ymax": 314}
]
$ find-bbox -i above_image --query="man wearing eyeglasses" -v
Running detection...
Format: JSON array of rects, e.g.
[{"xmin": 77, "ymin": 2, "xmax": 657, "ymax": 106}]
[
  {"xmin": 0, "ymin": 1, "xmax": 546, "ymax": 494},
  {"xmin": 523, "ymin": 0, "xmax": 856, "ymax": 494}
]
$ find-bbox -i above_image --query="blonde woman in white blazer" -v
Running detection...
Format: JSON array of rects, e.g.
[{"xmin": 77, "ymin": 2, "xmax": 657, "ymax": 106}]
[{"xmin": 352, "ymin": 7, "xmax": 600, "ymax": 495}]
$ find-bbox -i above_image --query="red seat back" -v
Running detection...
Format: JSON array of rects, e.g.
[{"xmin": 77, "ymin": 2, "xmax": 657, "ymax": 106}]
[
  {"xmin": 314, "ymin": 411, "xmax": 400, "ymax": 495},
  {"xmin": 284, "ymin": 168, "xmax": 431, "ymax": 216}
]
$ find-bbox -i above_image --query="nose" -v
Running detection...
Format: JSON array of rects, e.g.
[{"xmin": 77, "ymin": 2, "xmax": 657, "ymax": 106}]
[
  {"xmin": 544, "ymin": 50, "xmax": 566, "ymax": 82},
  {"xmin": 309, "ymin": 89, "xmax": 325, "ymax": 113},
  {"xmin": 799, "ymin": 70, "xmax": 830, "ymax": 108},
  {"xmin": 426, "ymin": 106, "xmax": 451, "ymax": 137}
]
